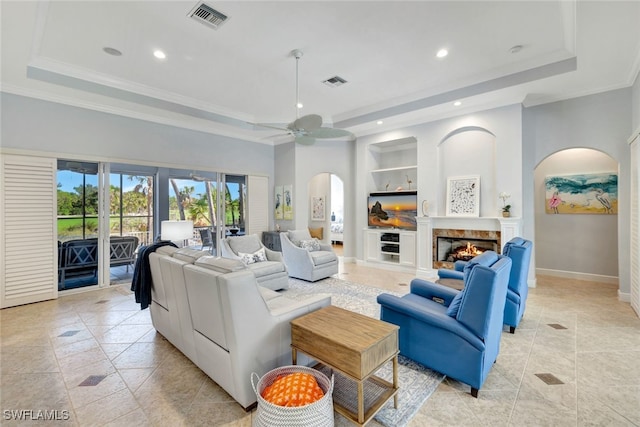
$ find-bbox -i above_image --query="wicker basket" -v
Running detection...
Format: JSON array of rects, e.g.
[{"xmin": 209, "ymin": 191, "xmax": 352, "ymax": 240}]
[{"xmin": 251, "ymin": 365, "xmax": 334, "ymax": 427}]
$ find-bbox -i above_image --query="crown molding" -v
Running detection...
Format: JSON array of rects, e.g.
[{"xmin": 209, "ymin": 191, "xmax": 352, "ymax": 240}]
[{"xmin": 1, "ymin": 83, "xmax": 273, "ymax": 145}]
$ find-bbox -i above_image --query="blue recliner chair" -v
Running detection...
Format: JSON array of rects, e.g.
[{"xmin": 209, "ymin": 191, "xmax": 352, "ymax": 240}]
[
  {"xmin": 377, "ymin": 251, "xmax": 512, "ymax": 397},
  {"xmin": 437, "ymin": 237, "xmax": 533, "ymax": 333}
]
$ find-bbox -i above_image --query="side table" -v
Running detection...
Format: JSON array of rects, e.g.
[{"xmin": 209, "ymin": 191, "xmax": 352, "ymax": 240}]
[{"xmin": 291, "ymin": 305, "xmax": 399, "ymax": 425}]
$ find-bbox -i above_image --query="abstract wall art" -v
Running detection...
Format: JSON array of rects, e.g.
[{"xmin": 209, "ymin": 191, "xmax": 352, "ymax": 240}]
[
  {"xmin": 544, "ymin": 172, "xmax": 617, "ymax": 214},
  {"xmin": 446, "ymin": 175, "xmax": 480, "ymax": 217}
]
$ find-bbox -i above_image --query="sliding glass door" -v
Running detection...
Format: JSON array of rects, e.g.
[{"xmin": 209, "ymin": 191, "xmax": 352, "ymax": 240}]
[{"xmin": 57, "ymin": 160, "xmax": 100, "ymax": 290}]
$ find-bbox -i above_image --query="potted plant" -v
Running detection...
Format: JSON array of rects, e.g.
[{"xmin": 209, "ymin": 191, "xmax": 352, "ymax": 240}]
[{"xmin": 499, "ymin": 192, "xmax": 511, "ymax": 217}]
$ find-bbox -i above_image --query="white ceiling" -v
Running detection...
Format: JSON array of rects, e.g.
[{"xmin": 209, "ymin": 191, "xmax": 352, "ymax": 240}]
[{"xmin": 2, "ymin": 1, "xmax": 639, "ymax": 143}]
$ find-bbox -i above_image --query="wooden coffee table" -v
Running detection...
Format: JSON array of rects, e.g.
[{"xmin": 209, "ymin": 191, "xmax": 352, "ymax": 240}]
[{"xmin": 290, "ymin": 305, "xmax": 399, "ymax": 426}]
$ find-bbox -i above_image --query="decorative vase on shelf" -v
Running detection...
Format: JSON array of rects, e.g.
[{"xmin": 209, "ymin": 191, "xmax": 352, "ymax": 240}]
[
  {"xmin": 502, "ymin": 211, "xmax": 510, "ymax": 218},
  {"xmin": 422, "ymin": 200, "xmax": 429, "ymax": 216}
]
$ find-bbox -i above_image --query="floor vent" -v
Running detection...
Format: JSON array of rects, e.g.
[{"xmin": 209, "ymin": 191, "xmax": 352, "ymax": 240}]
[
  {"xmin": 188, "ymin": 2, "xmax": 229, "ymax": 30},
  {"xmin": 535, "ymin": 373, "xmax": 564, "ymax": 385}
]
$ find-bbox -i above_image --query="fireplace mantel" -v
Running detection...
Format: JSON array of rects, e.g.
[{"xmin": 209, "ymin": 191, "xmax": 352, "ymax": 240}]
[{"xmin": 415, "ymin": 216, "xmax": 522, "ymax": 278}]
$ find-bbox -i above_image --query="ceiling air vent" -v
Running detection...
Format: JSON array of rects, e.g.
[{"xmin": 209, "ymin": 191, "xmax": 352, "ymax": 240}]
[
  {"xmin": 322, "ymin": 76, "xmax": 348, "ymax": 87},
  {"xmin": 188, "ymin": 2, "xmax": 229, "ymax": 30}
]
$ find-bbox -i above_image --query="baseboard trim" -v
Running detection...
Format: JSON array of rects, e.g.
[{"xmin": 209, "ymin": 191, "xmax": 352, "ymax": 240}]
[
  {"xmin": 618, "ymin": 290, "xmax": 631, "ymax": 302},
  {"xmin": 535, "ymin": 268, "xmax": 618, "ymax": 285}
]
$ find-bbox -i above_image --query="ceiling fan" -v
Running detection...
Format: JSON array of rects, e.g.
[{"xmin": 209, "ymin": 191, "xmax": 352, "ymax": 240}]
[{"xmin": 254, "ymin": 49, "xmax": 355, "ymax": 145}]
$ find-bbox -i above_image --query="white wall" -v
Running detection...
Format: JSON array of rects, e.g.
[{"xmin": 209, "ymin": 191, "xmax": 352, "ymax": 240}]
[
  {"xmin": 523, "ymin": 88, "xmax": 632, "ymax": 295},
  {"xmin": 633, "ymin": 71, "xmax": 640, "ymax": 133},
  {"xmin": 356, "ymin": 105, "xmax": 524, "ymax": 264},
  {"xmin": 1, "ymin": 94, "xmax": 274, "ymax": 177},
  {"xmin": 534, "ymin": 149, "xmax": 618, "ymax": 278},
  {"xmin": 289, "ymin": 140, "xmax": 356, "ymax": 258}
]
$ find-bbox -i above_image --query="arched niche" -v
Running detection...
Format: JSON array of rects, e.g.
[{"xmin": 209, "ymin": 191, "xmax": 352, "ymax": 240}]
[
  {"xmin": 534, "ymin": 147, "xmax": 618, "ymax": 280},
  {"xmin": 437, "ymin": 126, "xmax": 497, "ymax": 216}
]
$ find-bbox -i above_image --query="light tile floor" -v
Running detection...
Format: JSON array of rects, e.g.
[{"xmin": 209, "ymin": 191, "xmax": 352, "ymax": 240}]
[{"xmin": 1, "ymin": 262, "xmax": 639, "ymax": 426}]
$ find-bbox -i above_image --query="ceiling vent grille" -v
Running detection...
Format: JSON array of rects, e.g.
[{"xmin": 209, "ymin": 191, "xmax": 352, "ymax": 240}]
[
  {"xmin": 188, "ymin": 2, "xmax": 229, "ymax": 30},
  {"xmin": 322, "ymin": 76, "xmax": 348, "ymax": 87}
]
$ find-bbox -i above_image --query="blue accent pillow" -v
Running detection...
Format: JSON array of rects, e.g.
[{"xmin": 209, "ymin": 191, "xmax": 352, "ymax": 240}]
[{"xmin": 446, "ymin": 291, "xmax": 464, "ymax": 317}]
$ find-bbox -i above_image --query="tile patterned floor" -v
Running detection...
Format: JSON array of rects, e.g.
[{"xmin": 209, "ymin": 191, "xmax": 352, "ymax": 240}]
[{"xmin": 1, "ymin": 263, "xmax": 639, "ymax": 426}]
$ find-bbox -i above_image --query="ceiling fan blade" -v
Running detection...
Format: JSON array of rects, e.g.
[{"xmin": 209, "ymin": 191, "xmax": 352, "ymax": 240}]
[
  {"xmin": 290, "ymin": 114, "xmax": 322, "ymax": 131},
  {"xmin": 308, "ymin": 127, "xmax": 355, "ymax": 139},
  {"xmin": 295, "ymin": 135, "xmax": 316, "ymax": 145}
]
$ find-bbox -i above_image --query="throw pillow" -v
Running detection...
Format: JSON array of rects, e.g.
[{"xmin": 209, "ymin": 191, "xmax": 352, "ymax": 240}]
[
  {"xmin": 238, "ymin": 252, "xmax": 257, "ymax": 265},
  {"xmin": 238, "ymin": 247, "xmax": 268, "ymax": 265},
  {"xmin": 308, "ymin": 227, "xmax": 323, "ymax": 240},
  {"xmin": 253, "ymin": 247, "xmax": 268, "ymax": 262},
  {"xmin": 446, "ymin": 291, "xmax": 464, "ymax": 317},
  {"xmin": 299, "ymin": 238, "xmax": 321, "ymax": 252},
  {"xmin": 262, "ymin": 372, "xmax": 324, "ymax": 407}
]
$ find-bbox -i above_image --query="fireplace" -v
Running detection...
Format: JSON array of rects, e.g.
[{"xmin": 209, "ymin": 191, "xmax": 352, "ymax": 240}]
[{"xmin": 433, "ymin": 228, "xmax": 500, "ymax": 269}]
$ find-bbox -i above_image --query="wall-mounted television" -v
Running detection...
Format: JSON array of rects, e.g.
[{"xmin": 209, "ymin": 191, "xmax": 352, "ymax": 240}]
[{"xmin": 367, "ymin": 191, "xmax": 418, "ymax": 230}]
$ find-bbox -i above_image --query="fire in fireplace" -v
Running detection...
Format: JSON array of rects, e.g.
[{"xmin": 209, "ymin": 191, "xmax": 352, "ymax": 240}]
[
  {"xmin": 449, "ymin": 241, "xmax": 485, "ymax": 262},
  {"xmin": 432, "ymin": 229, "xmax": 501, "ymax": 269}
]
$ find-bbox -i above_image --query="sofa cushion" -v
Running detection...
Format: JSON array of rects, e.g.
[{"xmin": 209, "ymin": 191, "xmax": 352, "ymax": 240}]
[
  {"xmin": 227, "ymin": 234, "xmax": 262, "ymax": 255},
  {"xmin": 156, "ymin": 246, "xmax": 178, "ymax": 256},
  {"xmin": 173, "ymin": 248, "xmax": 208, "ymax": 263},
  {"xmin": 248, "ymin": 260, "xmax": 286, "ymax": 277},
  {"xmin": 310, "ymin": 250, "xmax": 337, "ymax": 266},
  {"xmin": 195, "ymin": 256, "xmax": 246, "ymax": 273}
]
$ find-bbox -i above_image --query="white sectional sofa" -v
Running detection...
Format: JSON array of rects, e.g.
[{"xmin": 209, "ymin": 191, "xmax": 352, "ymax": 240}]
[{"xmin": 147, "ymin": 247, "xmax": 331, "ymax": 409}]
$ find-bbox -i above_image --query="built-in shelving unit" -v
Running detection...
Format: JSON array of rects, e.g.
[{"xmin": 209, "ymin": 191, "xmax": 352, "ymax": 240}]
[
  {"xmin": 368, "ymin": 136, "xmax": 417, "ymax": 192},
  {"xmin": 365, "ymin": 228, "xmax": 416, "ymax": 268}
]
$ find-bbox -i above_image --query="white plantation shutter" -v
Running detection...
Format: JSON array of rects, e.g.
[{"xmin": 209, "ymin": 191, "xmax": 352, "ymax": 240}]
[
  {"xmin": 246, "ymin": 175, "xmax": 269, "ymax": 236},
  {"xmin": 1, "ymin": 154, "xmax": 57, "ymax": 308},
  {"xmin": 630, "ymin": 135, "xmax": 639, "ymax": 316}
]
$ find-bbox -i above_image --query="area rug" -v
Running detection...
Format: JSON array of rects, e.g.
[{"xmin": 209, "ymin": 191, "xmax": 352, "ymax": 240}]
[{"xmin": 283, "ymin": 277, "xmax": 445, "ymax": 427}]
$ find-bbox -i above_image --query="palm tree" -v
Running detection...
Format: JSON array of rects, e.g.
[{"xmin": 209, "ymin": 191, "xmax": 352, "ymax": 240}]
[{"xmin": 170, "ymin": 179, "xmax": 186, "ymax": 220}]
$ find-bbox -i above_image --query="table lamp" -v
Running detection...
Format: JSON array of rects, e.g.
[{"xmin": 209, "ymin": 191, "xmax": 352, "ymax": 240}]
[{"xmin": 161, "ymin": 220, "xmax": 193, "ymax": 247}]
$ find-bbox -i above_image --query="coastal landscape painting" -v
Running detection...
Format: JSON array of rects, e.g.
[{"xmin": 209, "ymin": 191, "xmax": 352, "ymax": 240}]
[
  {"xmin": 544, "ymin": 172, "xmax": 617, "ymax": 214},
  {"xmin": 368, "ymin": 192, "xmax": 417, "ymax": 230}
]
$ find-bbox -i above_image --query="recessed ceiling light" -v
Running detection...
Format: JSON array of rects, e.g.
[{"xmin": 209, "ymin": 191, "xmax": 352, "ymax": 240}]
[
  {"xmin": 509, "ymin": 45, "xmax": 523, "ymax": 54},
  {"xmin": 296, "ymin": 102, "xmax": 303, "ymax": 109},
  {"xmin": 436, "ymin": 48, "xmax": 448, "ymax": 58},
  {"xmin": 103, "ymin": 47, "xmax": 122, "ymax": 56},
  {"xmin": 377, "ymin": 120, "xmax": 383, "ymax": 125},
  {"xmin": 153, "ymin": 50, "xmax": 166, "ymax": 59},
  {"xmin": 453, "ymin": 101, "xmax": 462, "ymax": 106}
]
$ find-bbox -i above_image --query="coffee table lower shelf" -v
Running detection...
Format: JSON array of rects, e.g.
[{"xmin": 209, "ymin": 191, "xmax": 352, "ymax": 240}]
[{"xmin": 315, "ymin": 363, "xmax": 398, "ymax": 426}]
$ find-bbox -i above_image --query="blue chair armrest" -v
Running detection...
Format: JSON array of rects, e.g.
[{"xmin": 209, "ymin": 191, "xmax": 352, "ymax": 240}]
[
  {"xmin": 409, "ymin": 278, "xmax": 460, "ymax": 306},
  {"xmin": 377, "ymin": 293, "xmax": 484, "ymax": 351},
  {"xmin": 437, "ymin": 268, "xmax": 464, "ymax": 281},
  {"xmin": 454, "ymin": 260, "xmax": 468, "ymax": 271}
]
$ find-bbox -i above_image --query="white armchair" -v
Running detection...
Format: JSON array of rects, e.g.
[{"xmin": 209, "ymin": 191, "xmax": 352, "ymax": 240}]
[
  {"xmin": 280, "ymin": 229, "xmax": 339, "ymax": 282},
  {"xmin": 220, "ymin": 233, "xmax": 289, "ymax": 290}
]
